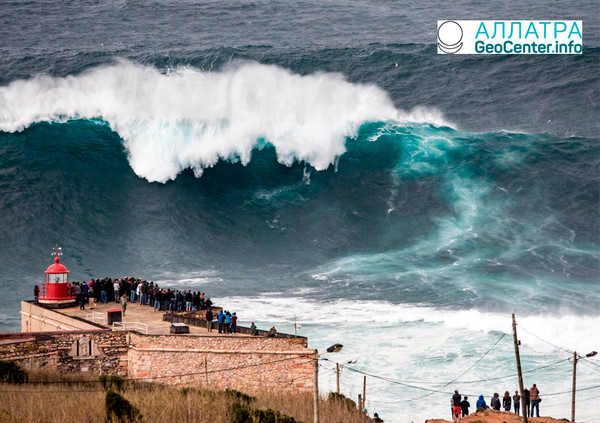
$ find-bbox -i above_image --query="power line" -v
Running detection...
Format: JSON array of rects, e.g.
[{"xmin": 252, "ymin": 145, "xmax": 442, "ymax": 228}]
[
  {"xmin": 516, "ymin": 324, "xmax": 574, "ymax": 355},
  {"xmin": 542, "ymin": 384, "xmax": 600, "ymax": 397},
  {"xmin": 406, "ymin": 325, "xmax": 511, "ymax": 402}
]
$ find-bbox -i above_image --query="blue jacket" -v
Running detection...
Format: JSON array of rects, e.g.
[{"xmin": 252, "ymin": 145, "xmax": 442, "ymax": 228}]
[
  {"xmin": 476, "ymin": 395, "xmax": 487, "ymax": 409},
  {"xmin": 217, "ymin": 311, "xmax": 224, "ymax": 323}
]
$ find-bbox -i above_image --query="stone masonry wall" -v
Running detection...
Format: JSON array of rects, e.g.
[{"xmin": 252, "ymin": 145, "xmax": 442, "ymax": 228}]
[
  {"xmin": 0, "ymin": 331, "xmax": 316, "ymax": 394},
  {"xmin": 0, "ymin": 331, "xmax": 128, "ymax": 375},
  {"xmin": 128, "ymin": 333, "xmax": 316, "ymax": 393}
]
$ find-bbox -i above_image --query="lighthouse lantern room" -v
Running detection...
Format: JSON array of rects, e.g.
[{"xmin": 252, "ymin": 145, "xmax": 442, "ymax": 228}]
[{"xmin": 38, "ymin": 246, "xmax": 76, "ymax": 306}]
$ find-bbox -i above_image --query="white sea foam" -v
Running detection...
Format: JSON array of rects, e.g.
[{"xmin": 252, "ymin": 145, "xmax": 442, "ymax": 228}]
[
  {"xmin": 218, "ymin": 295, "xmax": 600, "ymax": 422},
  {"xmin": 0, "ymin": 60, "xmax": 449, "ymax": 182}
]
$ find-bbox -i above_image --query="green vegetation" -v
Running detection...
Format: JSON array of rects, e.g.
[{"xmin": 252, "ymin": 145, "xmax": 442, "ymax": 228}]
[
  {"xmin": 0, "ymin": 361, "xmax": 27, "ymax": 384},
  {"xmin": 105, "ymin": 390, "xmax": 143, "ymax": 423},
  {"xmin": 100, "ymin": 374, "xmax": 126, "ymax": 391},
  {"xmin": 0, "ymin": 370, "xmax": 371, "ymax": 423}
]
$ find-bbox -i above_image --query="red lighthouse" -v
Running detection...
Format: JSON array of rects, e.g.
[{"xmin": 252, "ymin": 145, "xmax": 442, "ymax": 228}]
[{"xmin": 38, "ymin": 246, "xmax": 76, "ymax": 307}]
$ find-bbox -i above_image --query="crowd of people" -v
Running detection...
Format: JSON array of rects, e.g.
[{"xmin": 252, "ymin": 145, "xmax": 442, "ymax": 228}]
[
  {"xmin": 35, "ymin": 277, "xmax": 274, "ymax": 337},
  {"xmin": 63, "ymin": 278, "xmax": 214, "ymax": 313},
  {"xmin": 452, "ymin": 384, "xmax": 542, "ymax": 420}
]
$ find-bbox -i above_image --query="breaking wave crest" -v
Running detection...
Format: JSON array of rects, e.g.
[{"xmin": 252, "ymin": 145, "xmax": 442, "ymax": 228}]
[{"xmin": 0, "ymin": 59, "xmax": 449, "ymax": 182}]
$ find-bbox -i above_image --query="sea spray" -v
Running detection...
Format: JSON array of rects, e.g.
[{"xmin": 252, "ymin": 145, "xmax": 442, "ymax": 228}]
[{"xmin": 0, "ymin": 60, "xmax": 448, "ymax": 182}]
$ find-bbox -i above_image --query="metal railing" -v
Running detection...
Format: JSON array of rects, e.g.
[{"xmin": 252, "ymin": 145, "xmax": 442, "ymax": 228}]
[
  {"xmin": 112, "ymin": 322, "xmax": 148, "ymax": 334},
  {"xmin": 85, "ymin": 311, "xmax": 106, "ymax": 324}
]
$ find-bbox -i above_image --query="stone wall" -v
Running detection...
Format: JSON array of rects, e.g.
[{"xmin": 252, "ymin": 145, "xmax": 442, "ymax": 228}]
[
  {"xmin": 128, "ymin": 333, "xmax": 316, "ymax": 393},
  {"xmin": 0, "ymin": 331, "xmax": 128, "ymax": 375},
  {"xmin": 0, "ymin": 330, "xmax": 316, "ymax": 394},
  {"xmin": 20, "ymin": 301, "xmax": 103, "ymax": 332}
]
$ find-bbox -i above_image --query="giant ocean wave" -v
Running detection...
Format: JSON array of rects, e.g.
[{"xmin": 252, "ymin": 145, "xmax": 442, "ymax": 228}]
[{"xmin": 0, "ymin": 60, "xmax": 448, "ymax": 182}]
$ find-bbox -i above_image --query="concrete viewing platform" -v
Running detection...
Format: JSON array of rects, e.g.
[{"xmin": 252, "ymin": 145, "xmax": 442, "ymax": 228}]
[{"xmin": 60, "ymin": 301, "xmax": 221, "ymax": 336}]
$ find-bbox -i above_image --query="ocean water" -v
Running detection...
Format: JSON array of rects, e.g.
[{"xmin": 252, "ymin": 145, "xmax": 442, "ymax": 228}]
[{"xmin": 1, "ymin": 1, "xmax": 599, "ymax": 422}]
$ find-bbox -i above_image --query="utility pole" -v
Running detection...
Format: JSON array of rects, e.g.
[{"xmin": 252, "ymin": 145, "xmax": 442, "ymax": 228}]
[
  {"xmin": 358, "ymin": 394, "xmax": 362, "ymax": 411},
  {"xmin": 571, "ymin": 351, "xmax": 577, "ymax": 422},
  {"xmin": 314, "ymin": 352, "xmax": 320, "ymax": 423},
  {"xmin": 363, "ymin": 376, "xmax": 367, "ymax": 410},
  {"xmin": 512, "ymin": 313, "xmax": 528, "ymax": 423},
  {"xmin": 204, "ymin": 356, "xmax": 208, "ymax": 386},
  {"xmin": 336, "ymin": 363, "xmax": 340, "ymax": 394}
]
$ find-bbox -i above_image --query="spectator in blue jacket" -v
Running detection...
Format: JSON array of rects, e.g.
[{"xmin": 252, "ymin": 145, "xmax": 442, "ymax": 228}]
[
  {"xmin": 476, "ymin": 395, "xmax": 488, "ymax": 410},
  {"xmin": 217, "ymin": 310, "xmax": 224, "ymax": 333}
]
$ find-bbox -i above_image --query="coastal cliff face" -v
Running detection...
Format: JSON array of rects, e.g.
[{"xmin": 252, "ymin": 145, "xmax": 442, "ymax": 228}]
[{"xmin": 427, "ymin": 408, "xmax": 577, "ymax": 423}]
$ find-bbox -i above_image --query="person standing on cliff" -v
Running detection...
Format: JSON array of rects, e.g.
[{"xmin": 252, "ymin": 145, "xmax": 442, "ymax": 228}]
[
  {"xmin": 34, "ymin": 284, "xmax": 39, "ymax": 305},
  {"xmin": 524, "ymin": 388, "xmax": 530, "ymax": 417},
  {"xmin": 460, "ymin": 396, "xmax": 470, "ymax": 417},
  {"xmin": 490, "ymin": 393, "xmax": 501, "ymax": 410},
  {"xmin": 503, "ymin": 391, "xmax": 511, "ymax": 411},
  {"xmin": 513, "ymin": 390, "xmax": 521, "ymax": 415},
  {"xmin": 529, "ymin": 384, "xmax": 540, "ymax": 417},
  {"xmin": 452, "ymin": 390, "xmax": 462, "ymax": 420}
]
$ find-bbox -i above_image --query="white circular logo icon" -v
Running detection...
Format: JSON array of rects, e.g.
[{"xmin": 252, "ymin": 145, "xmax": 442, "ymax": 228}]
[{"xmin": 438, "ymin": 21, "xmax": 463, "ymax": 54}]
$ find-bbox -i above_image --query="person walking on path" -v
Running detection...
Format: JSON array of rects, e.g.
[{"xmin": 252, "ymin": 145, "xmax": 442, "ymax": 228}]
[
  {"xmin": 120, "ymin": 292, "xmax": 127, "ymax": 316},
  {"xmin": 460, "ymin": 396, "xmax": 470, "ymax": 417},
  {"xmin": 503, "ymin": 391, "xmax": 511, "ymax": 412},
  {"xmin": 452, "ymin": 390, "xmax": 462, "ymax": 420},
  {"xmin": 513, "ymin": 391, "xmax": 521, "ymax": 415},
  {"xmin": 530, "ymin": 384, "xmax": 540, "ymax": 417}
]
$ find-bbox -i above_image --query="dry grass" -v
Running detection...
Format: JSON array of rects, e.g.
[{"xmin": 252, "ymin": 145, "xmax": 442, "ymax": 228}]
[{"xmin": 0, "ymin": 372, "xmax": 371, "ymax": 423}]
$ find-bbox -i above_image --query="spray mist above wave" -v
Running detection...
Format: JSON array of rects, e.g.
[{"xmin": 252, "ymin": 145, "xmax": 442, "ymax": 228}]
[{"xmin": 0, "ymin": 59, "xmax": 448, "ymax": 182}]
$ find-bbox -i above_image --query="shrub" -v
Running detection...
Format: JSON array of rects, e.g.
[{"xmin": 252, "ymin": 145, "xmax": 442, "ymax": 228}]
[
  {"xmin": 328, "ymin": 392, "xmax": 356, "ymax": 410},
  {"xmin": 225, "ymin": 388, "xmax": 255, "ymax": 404},
  {"xmin": 100, "ymin": 374, "xmax": 126, "ymax": 391},
  {"xmin": 0, "ymin": 360, "xmax": 27, "ymax": 384},
  {"xmin": 105, "ymin": 390, "xmax": 143, "ymax": 423},
  {"xmin": 231, "ymin": 402, "xmax": 251, "ymax": 423},
  {"xmin": 252, "ymin": 408, "xmax": 298, "ymax": 423}
]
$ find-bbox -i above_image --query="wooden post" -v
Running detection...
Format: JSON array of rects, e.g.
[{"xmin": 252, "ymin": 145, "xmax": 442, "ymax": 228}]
[
  {"xmin": 512, "ymin": 314, "xmax": 528, "ymax": 423},
  {"xmin": 571, "ymin": 351, "xmax": 577, "ymax": 422},
  {"xmin": 314, "ymin": 352, "xmax": 320, "ymax": 423},
  {"xmin": 363, "ymin": 376, "xmax": 367, "ymax": 410},
  {"xmin": 358, "ymin": 394, "xmax": 362, "ymax": 411},
  {"xmin": 336, "ymin": 362, "xmax": 340, "ymax": 394}
]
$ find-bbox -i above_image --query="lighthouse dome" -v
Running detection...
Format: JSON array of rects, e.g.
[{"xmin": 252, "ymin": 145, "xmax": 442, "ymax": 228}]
[{"xmin": 45, "ymin": 256, "xmax": 69, "ymax": 274}]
